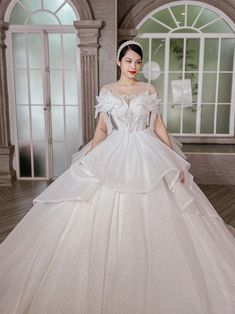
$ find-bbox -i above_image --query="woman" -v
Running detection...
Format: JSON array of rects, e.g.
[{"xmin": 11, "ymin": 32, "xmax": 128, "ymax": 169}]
[{"xmin": 0, "ymin": 40, "xmax": 234, "ymax": 313}]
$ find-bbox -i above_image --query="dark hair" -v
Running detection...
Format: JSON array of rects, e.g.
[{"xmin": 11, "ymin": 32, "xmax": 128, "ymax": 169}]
[{"xmin": 118, "ymin": 40, "xmax": 143, "ymax": 61}]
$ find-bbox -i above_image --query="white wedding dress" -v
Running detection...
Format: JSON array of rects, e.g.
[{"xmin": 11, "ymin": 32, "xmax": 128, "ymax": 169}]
[{"xmin": 0, "ymin": 85, "xmax": 235, "ymax": 314}]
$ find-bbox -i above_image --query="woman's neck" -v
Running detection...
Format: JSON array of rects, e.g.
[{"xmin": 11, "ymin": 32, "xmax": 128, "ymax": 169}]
[{"xmin": 117, "ymin": 76, "xmax": 139, "ymax": 86}]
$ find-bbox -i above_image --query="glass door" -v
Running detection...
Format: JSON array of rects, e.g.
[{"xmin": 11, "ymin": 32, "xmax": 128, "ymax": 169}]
[{"xmin": 10, "ymin": 30, "xmax": 82, "ymax": 179}]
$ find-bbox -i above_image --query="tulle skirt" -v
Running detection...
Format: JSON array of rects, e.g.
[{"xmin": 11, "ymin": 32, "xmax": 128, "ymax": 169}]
[
  {"xmin": 0, "ymin": 129, "xmax": 235, "ymax": 313},
  {"xmin": 0, "ymin": 179, "xmax": 234, "ymax": 313}
]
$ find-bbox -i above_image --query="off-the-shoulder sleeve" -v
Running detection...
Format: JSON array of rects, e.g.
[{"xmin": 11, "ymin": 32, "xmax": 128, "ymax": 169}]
[
  {"xmin": 94, "ymin": 88, "xmax": 114, "ymax": 134},
  {"xmin": 146, "ymin": 85, "xmax": 161, "ymax": 130}
]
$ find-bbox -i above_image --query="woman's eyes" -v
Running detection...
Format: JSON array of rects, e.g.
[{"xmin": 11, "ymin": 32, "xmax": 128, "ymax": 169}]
[{"xmin": 125, "ymin": 60, "xmax": 141, "ymax": 64}]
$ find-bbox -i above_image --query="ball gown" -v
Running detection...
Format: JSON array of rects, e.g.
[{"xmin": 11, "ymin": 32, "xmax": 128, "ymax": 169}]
[{"xmin": 0, "ymin": 85, "xmax": 235, "ymax": 314}]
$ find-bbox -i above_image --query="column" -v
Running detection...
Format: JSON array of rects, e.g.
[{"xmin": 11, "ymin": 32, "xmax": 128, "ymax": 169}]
[
  {"xmin": 0, "ymin": 20, "xmax": 15, "ymax": 186},
  {"xmin": 74, "ymin": 20, "xmax": 103, "ymax": 144}
]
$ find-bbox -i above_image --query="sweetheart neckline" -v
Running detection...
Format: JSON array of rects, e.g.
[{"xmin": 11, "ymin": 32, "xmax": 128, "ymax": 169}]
[
  {"xmin": 106, "ymin": 88, "xmax": 149, "ymax": 98},
  {"xmin": 106, "ymin": 89, "xmax": 150, "ymax": 107}
]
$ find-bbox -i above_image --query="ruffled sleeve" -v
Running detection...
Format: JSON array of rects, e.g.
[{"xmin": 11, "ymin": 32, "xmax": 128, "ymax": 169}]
[
  {"xmin": 145, "ymin": 89, "xmax": 161, "ymax": 130},
  {"xmin": 94, "ymin": 88, "xmax": 115, "ymax": 134}
]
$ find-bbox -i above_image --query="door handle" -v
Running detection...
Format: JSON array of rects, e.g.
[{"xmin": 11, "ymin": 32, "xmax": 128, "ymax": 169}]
[{"xmin": 44, "ymin": 97, "xmax": 51, "ymax": 111}]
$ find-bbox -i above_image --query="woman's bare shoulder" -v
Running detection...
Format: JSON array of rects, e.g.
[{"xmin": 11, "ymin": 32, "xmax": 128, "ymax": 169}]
[{"xmin": 99, "ymin": 83, "xmax": 117, "ymax": 94}]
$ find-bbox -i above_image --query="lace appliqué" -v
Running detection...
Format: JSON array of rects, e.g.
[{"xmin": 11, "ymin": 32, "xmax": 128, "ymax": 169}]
[{"xmin": 94, "ymin": 89, "xmax": 161, "ymax": 133}]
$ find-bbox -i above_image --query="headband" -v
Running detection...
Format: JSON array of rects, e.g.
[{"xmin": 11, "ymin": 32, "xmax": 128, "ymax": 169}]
[{"xmin": 117, "ymin": 40, "xmax": 143, "ymax": 60}]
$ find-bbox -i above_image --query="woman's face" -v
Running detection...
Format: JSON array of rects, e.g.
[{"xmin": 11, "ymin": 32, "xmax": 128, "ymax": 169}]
[{"xmin": 117, "ymin": 49, "xmax": 142, "ymax": 79}]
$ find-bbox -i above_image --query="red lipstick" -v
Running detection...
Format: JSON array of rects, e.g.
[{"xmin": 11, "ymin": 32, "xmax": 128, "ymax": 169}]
[{"xmin": 128, "ymin": 71, "xmax": 136, "ymax": 74}]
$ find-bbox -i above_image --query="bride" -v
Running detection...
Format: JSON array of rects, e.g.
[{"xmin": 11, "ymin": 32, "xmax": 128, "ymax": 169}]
[{"xmin": 0, "ymin": 40, "xmax": 234, "ymax": 314}]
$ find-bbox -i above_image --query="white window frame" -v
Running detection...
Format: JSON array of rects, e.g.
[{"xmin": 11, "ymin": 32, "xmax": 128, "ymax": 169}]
[
  {"xmin": 136, "ymin": 1, "xmax": 235, "ymax": 137},
  {"xmin": 5, "ymin": 0, "xmax": 82, "ymax": 180},
  {"xmin": 5, "ymin": 0, "xmax": 79, "ymax": 25}
]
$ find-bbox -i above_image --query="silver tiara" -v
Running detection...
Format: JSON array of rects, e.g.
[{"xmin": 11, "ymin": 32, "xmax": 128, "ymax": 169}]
[{"xmin": 117, "ymin": 40, "xmax": 143, "ymax": 60}]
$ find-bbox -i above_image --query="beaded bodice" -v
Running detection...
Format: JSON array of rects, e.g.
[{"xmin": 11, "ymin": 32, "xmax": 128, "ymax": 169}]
[{"xmin": 95, "ymin": 89, "xmax": 161, "ymax": 134}]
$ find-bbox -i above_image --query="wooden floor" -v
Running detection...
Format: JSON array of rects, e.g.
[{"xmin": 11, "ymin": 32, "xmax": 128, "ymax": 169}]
[
  {"xmin": 0, "ymin": 181, "xmax": 235, "ymax": 243},
  {"xmin": 0, "ymin": 181, "xmax": 48, "ymax": 243}
]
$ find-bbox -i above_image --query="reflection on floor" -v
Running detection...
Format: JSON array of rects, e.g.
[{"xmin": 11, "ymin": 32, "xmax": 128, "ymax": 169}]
[
  {"xmin": 183, "ymin": 144, "xmax": 235, "ymax": 153},
  {"xmin": 0, "ymin": 180, "xmax": 235, "ymax": 243},
  {"xmin": 182, "ymin": 144, "xmax": 235, "ymax": 185}
]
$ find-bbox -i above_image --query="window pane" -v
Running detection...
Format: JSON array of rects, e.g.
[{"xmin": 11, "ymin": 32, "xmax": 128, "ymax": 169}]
[
  {"xmin": 185, "ymin": 73, "xmax": 198, "ymax": 104},
  {"xmin": 66, "ymin": 106, "xmax": 79, "ymax": 142},
  {"xmin": 53, "ymin": 142, "xmax": 65, "ymax": 176},
  {"xmin": 20, "ymin": 0, "xmax": 41, "ymax": 11},
  {"xmin": 194, "ymin": 8, "xmax": 218, "ymax": 29},
  {"xmin": 216, "ymin": 105, "xmax": 230, "ymax": 134},
  {"xmin": 218, "ymin": 73, "xmax": 232, "ymax": 103},
  {"xmin": 202, "ymin": 73, "xmax": 217, "ymax": 103},
  {"xmin": 183, "ymin": 107, "xmax": 196, "ymax": 133},
  {"xmin": 169, "ymin": 73, "xmax": 181, "ymax": 104},
  {"xmin": 172, "ymin": 28, "xmax": 198, "ymax": 34},
  {"xmin": 12, "ymin": 33, "xmax": 26, "ymax": 67},
  {"xmin": 168, "ymin": 73, "xmax": 181, "ymax": 133},
  {"xmin": 28, "ymin": 34, "xmax": 43, "ymax": 68},
  {"xmin": 136, "ymin": 38, "xmax": 149, "ymax": 65},
  {"xmin": 167, "ymin": 105, "xmax": 181, "ymax": 133},
  {"xmin": 65, "ymin": 71, "xmax": 78, "ymax": 105},
  {"xmin": 152, "ymin": 39, "xmax": 165, "ymax": 71},
  {"xmin": 170, "ymin": 39, "xmax": 184, "ymax": 71},
  {"xmin": 202, "ymin": 20, "xmax": 232, "ymax": 33},
  {"xmin": 139, "ymin": 19, "xmax": 169, "ymax": 33},
  {"xmin": 220, "ymin": 39, "xmax": 235, "ymax": 71},
  {"xmin": 63, "ymin": 34, "xmax": 77, "ymax": 68},
  {"xmin": 17, "ymin": 106, "xmax": 30, "ymax": 140},
  {"xmin": 33, "ymin": 142, "xmax": 46, "ymax": 177},
  {"xmin": 186, "ymin": 38, "xmax": 199, "ymax": 71},
  {"xmin": 200, "ymin": 104, "xmax": 215, "ymax": 133},
  {"xmin": 187, "ymin": 5, "xmax": 202, "ymax": 26},
  {"xmin": 204, "ymin": 39, "xmax": 218, "ymax": 71},
  {"xmin": 49, "ymin": 34, "xmax": 62, "ymax": 69},
  {"xmin": 169, "ymin": 73, "xmax": 195, "ymax": 106},
  {"xmin": 151, "ymin": 73, "xmax": 164, "ymax": 100},
  {"xmin": 28, "ymin": 11, "xmax": 59, "ymax": 25},
  {"xmin": 30, "ymin": 70, "xmax": 44, "ymax": 104},
  {"xmin": 67, "ymin": 141, "xmax": 79, "ymax": 166},
  {"xmin": 19, "ymin": 143, "xmax": 32, "ymax": 177},
  {"xmin": 50, "ymin": 70, "xmax": 63, "ymax": 105},
  {"xmin": 51, "ymin": 106, "xmax": 64, "ymax": 140},
  {"xmin": 170, "ymin": 5, "xmax": 185, "ymax": 27},
  {"xmin": 152, "ymin": 9, "xmax": 176, "ymax": 29},
  {"xmin": 9, "ymin": 3, "xmax": 27, "ymax": 24},
  {"xmin": 57, "ymin": 3, "xmax": 77, "ymax": 25},
  {"xmin": 31, "ymin": 106, "xmax": 45, "ymax": 140},
  {"xmin": 15, "ymin": 70, "xmax": 29, "ymax": 104},
  {"xmin": 44, "ymin": 0, "xmax": 64, "ymax": 12}
]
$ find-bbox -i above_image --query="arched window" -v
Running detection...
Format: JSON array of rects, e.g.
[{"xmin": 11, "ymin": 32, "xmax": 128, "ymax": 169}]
[
  {"xmin": 7, "ymin": 0, "xmax": 78, "ymax": 25},
  {"xmin": 136, "ymin": 1, "xmax": 235, "ymax": 137},
  {"xmin": 6, "ymin": 0, "xmax": 82, "ymax": 180}
]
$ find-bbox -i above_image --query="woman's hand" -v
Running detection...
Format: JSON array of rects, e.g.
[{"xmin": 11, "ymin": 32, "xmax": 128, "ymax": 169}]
[
  {"xmin": 84, "ymin": 149, "xmax": 92, "ymax": 156},
  {"xmin": 179, "ymin": 171, "xmax": 185, "ymax": 184}
]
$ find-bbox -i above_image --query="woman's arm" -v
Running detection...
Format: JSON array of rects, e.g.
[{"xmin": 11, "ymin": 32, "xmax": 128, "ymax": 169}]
[
  {"xmin": 154, "ymin": 115, "xmax": 173, "ymax": 150},
  {"xmin": 85, "ymin": 114, "xmax": 108, "ymax": 155}
]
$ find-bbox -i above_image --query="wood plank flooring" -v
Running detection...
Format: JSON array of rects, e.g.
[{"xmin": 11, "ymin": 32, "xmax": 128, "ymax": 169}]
[
  {"xmin": 0, "ymin": 181, "xmax": 48, "ymax": 243},
  {"xmin": 0, "ymin": 181, "xmax": 235, "ymax": 243}
]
